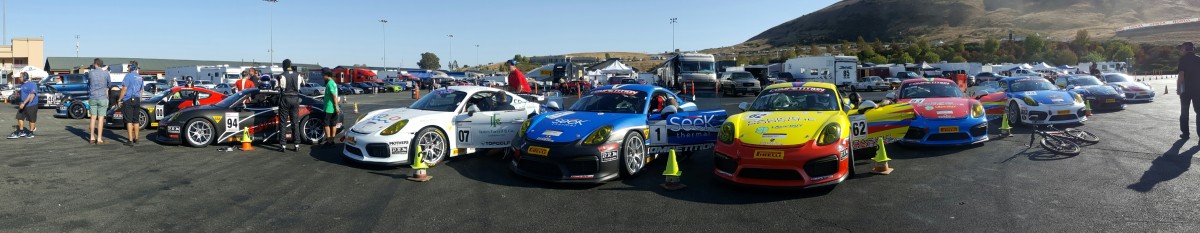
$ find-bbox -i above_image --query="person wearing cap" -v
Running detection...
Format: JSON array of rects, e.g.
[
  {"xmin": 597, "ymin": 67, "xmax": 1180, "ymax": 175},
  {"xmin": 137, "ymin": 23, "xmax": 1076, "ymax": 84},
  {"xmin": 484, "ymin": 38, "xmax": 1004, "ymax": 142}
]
[
  {"xmin": 1178, "ymin": 42, "xmax": 1200, "ymax": 139},
  {"xmin": 8, "ymin": 73, "xmax": 37, "ymax": 139},
  {"xmin": 275, "ymin": 59, "xmax": 305, "ymax": 152},
  {"xmin": 321, "ymin": 68, "xmax": 340, "ymax": 145},
  {"xmin": 87, "ymin": 58, "xmax": 111, "ymax": 144},
  {"xmin": 506, "ymin": 60, "xmax": 532, "ymax": 94},
  {"xmin": 118, "ymin": 61, "xmax": 144, "ymax": 146}
]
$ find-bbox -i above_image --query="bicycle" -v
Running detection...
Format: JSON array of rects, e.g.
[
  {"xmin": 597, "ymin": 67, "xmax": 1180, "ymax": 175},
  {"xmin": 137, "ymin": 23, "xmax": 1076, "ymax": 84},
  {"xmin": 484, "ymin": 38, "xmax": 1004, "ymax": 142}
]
[{"xmin": 1026, "ymin": 124, "xmax": 1100, "ymax": 155}]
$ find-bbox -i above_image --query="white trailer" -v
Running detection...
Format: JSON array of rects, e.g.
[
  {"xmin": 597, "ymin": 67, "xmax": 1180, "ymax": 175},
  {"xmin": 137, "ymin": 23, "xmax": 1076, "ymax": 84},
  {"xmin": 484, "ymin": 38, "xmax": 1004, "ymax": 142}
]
[
  {"xmin": 166, "ymin": 65, "xmax": 245, "ymax": 85},
  {"xmin": 784, "ymin": 55, "xmax": 859, "ymax": 87},
  {"xmin": 930, "ymin": 62, "xmax": 985, "ymax": 76}
]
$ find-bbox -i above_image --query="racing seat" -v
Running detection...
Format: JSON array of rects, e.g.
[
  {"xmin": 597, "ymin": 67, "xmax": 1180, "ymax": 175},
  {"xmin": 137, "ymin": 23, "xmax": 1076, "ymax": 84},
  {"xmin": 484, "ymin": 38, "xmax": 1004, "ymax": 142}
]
[{"xmin": 650, "ymin": 96, "xmax": 665, "ymax": 113}]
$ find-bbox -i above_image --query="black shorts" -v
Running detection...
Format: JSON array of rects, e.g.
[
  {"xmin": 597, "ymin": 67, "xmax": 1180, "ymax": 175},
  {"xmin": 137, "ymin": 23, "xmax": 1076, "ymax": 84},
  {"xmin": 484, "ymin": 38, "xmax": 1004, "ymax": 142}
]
[
  {"xmin": 15, "ymin": 106, "xmax": 36, "ymax": 122},
  {"xmin": 122, "ymin": 98, "xmax": 142, "ymax": 124},
  {"xmin": 325, "ymin": 111, "xmax": 338, "ymax": 128}
]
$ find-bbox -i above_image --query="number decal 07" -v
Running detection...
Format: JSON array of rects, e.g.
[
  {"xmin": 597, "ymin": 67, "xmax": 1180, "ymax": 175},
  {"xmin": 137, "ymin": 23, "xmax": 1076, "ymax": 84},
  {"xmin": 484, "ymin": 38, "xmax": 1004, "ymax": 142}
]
[{"xmin": 457, "ymin": 130, "xmax": 470, "ymax": 143}]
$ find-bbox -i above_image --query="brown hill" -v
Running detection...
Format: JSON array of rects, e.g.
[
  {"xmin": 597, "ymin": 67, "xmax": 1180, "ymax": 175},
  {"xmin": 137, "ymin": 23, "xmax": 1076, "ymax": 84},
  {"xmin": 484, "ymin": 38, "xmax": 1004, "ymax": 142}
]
[{"xmin": 749, "ymin": 0, "xmax": 1200, "ymax": 46}]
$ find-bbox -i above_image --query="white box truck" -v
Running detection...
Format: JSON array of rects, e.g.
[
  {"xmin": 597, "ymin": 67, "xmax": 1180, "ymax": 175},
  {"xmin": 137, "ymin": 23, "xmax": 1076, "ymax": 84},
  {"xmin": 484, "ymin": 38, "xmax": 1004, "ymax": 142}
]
[{"xmin": 784, "ymin": 55, "xmax": 859, "ymax": 87}]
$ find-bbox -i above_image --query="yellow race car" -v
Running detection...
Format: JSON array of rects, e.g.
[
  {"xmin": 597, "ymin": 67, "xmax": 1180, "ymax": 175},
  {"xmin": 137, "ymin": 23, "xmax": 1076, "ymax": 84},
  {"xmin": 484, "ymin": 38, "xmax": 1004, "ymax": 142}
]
[{"xmin": 714, "ymin": 82, "xmax": 856, "ymax": 188}]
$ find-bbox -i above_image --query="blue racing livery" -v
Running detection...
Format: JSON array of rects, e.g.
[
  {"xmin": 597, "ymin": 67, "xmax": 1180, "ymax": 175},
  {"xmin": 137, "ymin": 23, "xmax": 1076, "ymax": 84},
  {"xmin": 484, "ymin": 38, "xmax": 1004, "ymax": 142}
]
[
  {"xmin": 510, "ymin": 84, "xmax": 727, "ymax": 183},
  {"xmin": 997, "ymin": 76, "xmax": 1087, "ymax": 125}
]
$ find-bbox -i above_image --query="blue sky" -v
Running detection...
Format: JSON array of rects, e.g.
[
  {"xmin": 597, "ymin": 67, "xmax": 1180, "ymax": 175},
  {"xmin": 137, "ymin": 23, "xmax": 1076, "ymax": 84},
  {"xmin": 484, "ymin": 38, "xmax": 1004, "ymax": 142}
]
[{"xmin": 6, "ymin": 0, "xmax": 836, "ymax": 68}]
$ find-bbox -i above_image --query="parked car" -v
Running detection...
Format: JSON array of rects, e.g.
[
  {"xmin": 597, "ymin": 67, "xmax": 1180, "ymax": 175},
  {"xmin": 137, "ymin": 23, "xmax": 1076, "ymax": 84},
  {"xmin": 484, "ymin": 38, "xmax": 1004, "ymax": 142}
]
[
  {"xmin": 195, "ymin": 80, "xmax": 217, "ymax": 89},
  {"xmin": 338, "ymin": 84, "xmax": 363, "ymax": 95},
  {"xmin": 351, "ymin": 82, "xmax": 377, "ymax": 94},
  {"xmin": 155, "ymin": 89, "xmax": 342, "ymax": 148},
  {"xmin": 300, "ymin": 83, "xmax": 325, "ymax": 96},
  {"xmin": 1055, "ymin": 74, "xmax": 1125, "ymax": 110},
  {"xmin": 212, "ymin": 83, "xmax": 236, "ymax": 95},
  {"xmin": 718, "ymin": 71, "xmax": 762, "ymax": 96},
  {"xmin": 1100, "ymin": 73, "xmax": 1155, "ymax": 102},
  {"xmin": 851, "ymin": 76, "xmax": 891, "ymax": 91}
]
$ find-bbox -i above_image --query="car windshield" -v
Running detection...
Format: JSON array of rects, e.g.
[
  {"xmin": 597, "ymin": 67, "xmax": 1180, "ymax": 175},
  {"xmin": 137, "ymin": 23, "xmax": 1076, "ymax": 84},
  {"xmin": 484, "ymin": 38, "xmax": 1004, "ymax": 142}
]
[
  {"xmin": 213, "ymin": 91, "xmax": 248, "ymax": 108},
  {"xmin": 679, "ymin": 61, "xmax": 715, "ymax": 73},
  {"xmin": 409, "ymin": 89, "xmax": 466, "ymax": 112},
  {"xmin": 147, "ymin": 90, "xmax": 171, "ymax": 102},
  {"xmin": 749, "ymin": 87, "xmax": 839, "ymax": 111},
  {"xmin": 1010, "ymin": 79, "xmax": 1057, "ymax": 92},
  {"xmin": 1103, "ymin": 74, "xmax": 1132, "ymax": 83},
  {"xmin": 620, "ymin": 79, "xmax": 640, "ymax": 84},
  {"xmin": 978, "ymin": 81, "xmax": 1000, "ymax": 89},
  {"xmin": 730, "ymin": 72, "xmax": 754, "ymax": 80},
  {"xmin": 1069, "ymin": 76, "xmax": 1103, "ymax": 86},
  {"xmin": 900, "ymin": 81, "xmax": 965, "ymax": 99},
  {"xmin": 569, "ymin": 89, "xmax": 648, "ymax": 114}
]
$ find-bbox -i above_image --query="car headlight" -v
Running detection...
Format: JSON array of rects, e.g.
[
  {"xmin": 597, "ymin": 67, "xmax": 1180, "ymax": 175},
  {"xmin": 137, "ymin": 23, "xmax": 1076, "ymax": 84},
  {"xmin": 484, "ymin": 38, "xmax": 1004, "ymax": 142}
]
[
  {"xmin": 972, "ymin": 103, "xmax": 984, "ymax": 118},
  {"xmin": 817, "ymin": 123, "xmax": 841, "ymax": 146},
  {"xmin": 1073, "ymin": 93, "xmax": 1083, "ymax": 103},
  {"xmin": 582, "ymin": 125, "xmax": 612, "ymax": 145},
  {"xmin": 718, "ymin": 121, "xmax": 735, "ymax": 144},
  {"xmin": 380, "ymin": 119, "xmax": 409, "ymax": 136},
  {"xmin": 1022, "ymin": 95, "xmax": 1038, "ymax": 106},
  {"xmin": 518, "ymin": 120, "xmax": 532, "ymax": 138}
]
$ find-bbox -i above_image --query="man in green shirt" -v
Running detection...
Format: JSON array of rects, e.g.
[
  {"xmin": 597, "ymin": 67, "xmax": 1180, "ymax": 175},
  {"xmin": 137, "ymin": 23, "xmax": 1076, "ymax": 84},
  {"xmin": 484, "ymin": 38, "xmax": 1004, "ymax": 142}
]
[{"xmin": 322, "ymin": 68, "xmax": 340, "ymax": 145}]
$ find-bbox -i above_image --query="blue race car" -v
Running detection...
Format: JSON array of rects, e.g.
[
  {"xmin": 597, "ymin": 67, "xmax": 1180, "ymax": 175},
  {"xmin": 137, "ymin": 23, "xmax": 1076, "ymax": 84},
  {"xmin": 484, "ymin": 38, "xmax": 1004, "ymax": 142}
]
[
  {"xmin": 1055, "ymin": 74, "xmax": 1125, "ymax": 110},
  {"xmin": 978, "ymin": 76, "xmax": 1087, "ymax": 125},
  {"xmin": 891, "ymin": 78, "xmax": 989, "ymax": 146},
  {"xmin": 510, "ymin": 84, "xmax": 727, "ymax": 183},
  {"xmin": 55, "ymin": 96, "xmax": 92, "ymax": 119}
]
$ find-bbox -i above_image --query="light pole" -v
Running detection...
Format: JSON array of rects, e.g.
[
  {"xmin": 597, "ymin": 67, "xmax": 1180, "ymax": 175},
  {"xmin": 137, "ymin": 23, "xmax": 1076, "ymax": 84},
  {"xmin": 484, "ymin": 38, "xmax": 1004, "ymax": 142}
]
[
  {"xmin": 74, "ymin": 35, "xmax": 79, "ymax": 57},
  {"xmin": 670, "ymin": 18, "xmax": 677, "ymax": 53},
  {"xmin": 474, "ymin": 44, "xmax": 479, "ymax": 69},
  {"xmin": 380, "ymin": 19, "xmax": 388, "ymax": 68},
  {"xmin": 447, "ymin": 34, "xmax": 454, "ymax": 69},
  {"xmin": 264, "ymin": 0, "xmax": 277, "ymax": 66}
]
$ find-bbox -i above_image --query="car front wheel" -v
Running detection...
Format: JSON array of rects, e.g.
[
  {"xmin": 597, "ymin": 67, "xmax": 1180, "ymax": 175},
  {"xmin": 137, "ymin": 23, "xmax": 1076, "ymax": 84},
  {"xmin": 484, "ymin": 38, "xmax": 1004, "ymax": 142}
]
[
  {"xmin": 68, "ymin": 102, "xmax": 88, "ymax": 119},
  {"xmin": 411, "ymin": 127, "xmax": 448, "ymax": 166},
  {"xmin": 618, "ymin": 132, "xmax": 646, "ymax": 178},
  {"xmin": 184, "ymin": 118, "xmax": 214, "ymax": 148}
]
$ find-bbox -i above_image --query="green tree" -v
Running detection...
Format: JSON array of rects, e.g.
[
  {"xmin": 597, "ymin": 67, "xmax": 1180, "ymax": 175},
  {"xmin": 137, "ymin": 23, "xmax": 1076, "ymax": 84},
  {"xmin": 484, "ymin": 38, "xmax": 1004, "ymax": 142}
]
[
  {"xmin": 922, "ymin": 53, "xmax": 941, "ymax": 63},
  {"xmin": 1023, "ymin": 34, "xmax": 1046, "ymax": 59},
  {"xmin": 950, "ymin": 55, "xmax": 967, "ymax": 63},
  {"xmin": 1081, "ymin": 52, "xmax": 1106, "ymax": 63},
  {"xmin": 1051, "ymin": 49, "xmax": 1078, "ymax": 66},
  {"xmin": 1113, "ymin": 45, "xmax": 1135, "ymax": 62},
  {"xmin": 840, "ymin": 40, "xmax": 852, "ymax": 55},
  {"xmin": 604, "ymin": 53, "xmax": 612, "ymax": 60},
  {"xmin": 868, "ymin": 55, "xmax": 888, "ymax": 64},
  {"xmin": 984, "ymin": 38, "xmax": 1000, "ymax": 54},
  {"xmin": 418, "ymin": 52, "xmax": 441, "ymax": 70},
  {"xmin": 783, "ymin": 49, "xmax": 798, "ymax": 60},
  {"xmin": 736, "ymin": 55, "xmax": 751, "ymax": 66},
  {"xmin": 1072, "ymin": 30, "xmax": 1090, "ymax": 56},
  {"xmin": 891, "ymin": 52, "xmax": 915, "ymax": 64}
]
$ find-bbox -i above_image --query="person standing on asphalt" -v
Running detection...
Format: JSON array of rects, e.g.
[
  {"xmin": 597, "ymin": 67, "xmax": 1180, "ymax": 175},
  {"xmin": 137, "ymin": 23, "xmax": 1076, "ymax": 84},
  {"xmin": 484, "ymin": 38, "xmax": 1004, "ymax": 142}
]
[
  {"xmin": 87, "ymin": 59, "xmax": 111, "ymax": 144},
  {"xmin": 321, "ymin": 68, "xmax": 340, "ymax": 146},
  {"xmin": 275, "ymin": 59, "xmax": 305, "ymax": 152},
  {"xmin": 118, "ymin": 61, "xmax": 144, "ymax": 146},
  {"xmin": 1178, "ymin": 42, "xmax": 1200, "ymax": 139},
  {"xmin": 235, "ymin": 68, "xmax": 257, "ymax": 92},
  {"xmin": 506, "ymin": 60, "xmax": 532, "ymax": 94},
  {"xmin": 8, "ymin": 73, "xmax": 37, "ymax": 139}
]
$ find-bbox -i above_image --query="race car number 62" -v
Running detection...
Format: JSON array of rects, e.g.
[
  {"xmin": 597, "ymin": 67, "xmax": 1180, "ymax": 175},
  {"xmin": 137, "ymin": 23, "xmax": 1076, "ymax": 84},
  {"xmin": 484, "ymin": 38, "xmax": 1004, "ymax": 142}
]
[{"xmin": 849, "ymin": 115, "xmax": 867, "ymax": 140}]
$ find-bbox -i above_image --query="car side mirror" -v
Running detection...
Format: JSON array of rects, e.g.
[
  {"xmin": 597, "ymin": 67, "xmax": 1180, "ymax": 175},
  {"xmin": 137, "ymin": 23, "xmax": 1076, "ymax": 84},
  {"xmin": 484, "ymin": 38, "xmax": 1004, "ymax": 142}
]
[
  {"xmin": 856, "ymin": 100, "xmax": 878, "ymax": 114},
  {"xmin": 546, "ymin": 101, "xmax": 561, "ymax": 111},
  {"xmin": 738, "ymin": 102, "xmax": 749, "ymax": 111},
  {"xmin": 884, "ymin": 92, "xmax": 897, "ymax": 101},
  {"xmin": 661, "ymin": 105, "xmax": 679, "ymax": 118},
  {"xmin": 467, "ymin": 105, "xmax": 481, "ymax": 116}
]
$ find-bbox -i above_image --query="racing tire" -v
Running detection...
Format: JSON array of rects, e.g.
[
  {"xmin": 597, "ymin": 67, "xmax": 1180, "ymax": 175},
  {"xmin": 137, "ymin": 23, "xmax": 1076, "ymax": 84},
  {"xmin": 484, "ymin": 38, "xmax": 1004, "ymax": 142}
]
[
  {"xmin": 846, "ymin": 148, "xmax": 858, "ymax": 178},
  {"xmin": 618, "ymin": 132, "xmax": 647, "ymax": 178},
  {"xmin": 1064, "ymin": 128, "xmax": 1100, "ymax": 144},
  {"xmin": 183, "ymin": 118, "xmax": 215, "ymax": 148},
  {"xmin": 1006, "ymin": 102, "xmax": 1022, "ymax": 126},
  {"xmin": 137, "ymin": 109, "xmax": 150, "ymax": 130},
  {"xmin": 411, "ymin": 127, "xmax": 448, "ymax": 167},
  {"xmin": 68, "ymin": 102, "xmax": 88, "ymax": 119},
  {"xmin": 299, "ymin": 116, "xmax": 325, "ymax": 145},
  {"xmin": 1040, "ymin": 136, "xmax": 1081, "ymax": 156}
]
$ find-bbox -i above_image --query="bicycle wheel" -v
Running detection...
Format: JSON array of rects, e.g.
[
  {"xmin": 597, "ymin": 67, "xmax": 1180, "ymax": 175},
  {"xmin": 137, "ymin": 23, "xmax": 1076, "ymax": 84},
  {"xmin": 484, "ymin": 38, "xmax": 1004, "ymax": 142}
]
[
  {"xmin": 1064, "ymin": 128, "xmax": 1100, "ymax": 144},
  {"xmin": 1041, "ymin": 136, "xmax": 1081, "ymax": 155}
]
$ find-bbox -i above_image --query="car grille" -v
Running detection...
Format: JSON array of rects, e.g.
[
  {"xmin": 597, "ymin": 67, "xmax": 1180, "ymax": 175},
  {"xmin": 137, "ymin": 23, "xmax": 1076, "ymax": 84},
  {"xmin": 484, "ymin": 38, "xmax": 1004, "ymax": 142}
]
[
  {"xmin": 1028, "ymin": 111, "xmax": 1048, "ymax": 122},
  {"xmin": 970, "ymin": 123, "xmax": 988, "ymax": 137},
  {"xmin": 565, "ymin": 158, "xmax": 598, "ymax": 175},
  {"xmin": 802, "ymin": 155, "xmax": 840, "ymax": 178},
  {"xmin": 365, "ymin": 143, "xmax": 391, "ymax": 158},
  {"xmin": 1049, "ymin": 114, "xmax": 1078, "ymax": 122},
  {"xmin": 928, "ymin": 133, "xmax": 971, "ymax": 141},
  {"xmin": 738, "ymin": 168, "xmax": 805, "ymax": 180},
  {"xmin": 714, "ymin": 153, "xmax": 738, "ymax": 174},
  {"xmin": 742, "ymin": 83, "xmax": 755, "ymax": 87},
  {"xmin": 904, "ymin": 127, "xmax": 926, "ymax": 140},
  {"xmin": 517, "ymin": 159, "xmax": 562, "ymax": 178},
  {"xmin": 346, "ymin": 146, "xmax": 364, "ymax": 157}
]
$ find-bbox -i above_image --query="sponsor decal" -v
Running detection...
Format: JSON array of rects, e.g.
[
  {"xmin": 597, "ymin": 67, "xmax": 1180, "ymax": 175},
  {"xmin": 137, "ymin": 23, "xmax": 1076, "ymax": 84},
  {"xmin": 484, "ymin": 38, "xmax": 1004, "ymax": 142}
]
[
  {"xmin": 167, "ymin": 126, "xmax": 181, "ymax": 133},
  {"xmin": 753, "ymin": 150, "xmax": 785, "ymax": 159},
  {"xmin": 924, "ymin": 106, "xmax": 934, "ymax": 110},
  {"xmin": 810, "ymin": 175, "xmax": 833, "ymax": 181},
  {"xmin": 648, "ymin": 143, "xmax": 713, "ymax": 154},
  {"xmin": 592, "ymin": 89, "xmax": 639, "ymax": 95},
  {"xmin": 747, "ymin": 112, "xmax": 769, "ymax": 120},
  {"xmin": 388, "ymin": 141, "xmax": 409, "ymax": 146},
  {"xmin": 770, "ymin": 87, "xmax": 827, "ymax": 93},
  {"xmin": 937, "ymin": 110, "xmax": 953, "ymax": 115},
  {"xmin": 748, "ymin": 116, "xmax": 816, "ymax": 125},
  {"xmin": 850, "ymin": 135, "xmax": 899, "ymax": 150},
  {"xmin": 390, "ymin": 146, "xmax": 408, "ymax": 154},
  {"xmin": 910, "ymin": 81, "xmax": 954, "ymax": 86},
  {"xmin": 667, "ymin": 115, "xmax": 721, "ymax": 132},
  {"xmin": 545, "ymin": 111, "xmax": 574, "ymax": 119},
  {"xmin": 754, "ymin": 127, "xmax": 768, "ymax": 134},
  {"xmin": 535, "ymin": 136, "xmax": 553, "ymax": 142},
  {"xmin": 600, "ymin": 151, "xmax": 619, "ymax": 162},
  {"xmin": 543, "ymin": 130, "xmax": 563, "ymax": 136},
  {"xmin": 482, "ymin": 141, "xmax": 508, "ymax": 146},
  {"xmin": 569, "ymin": 175, "xmax": 595, "ymax": 179},
  {"xmin": 1024, "ymin": 91, "xmax": 1037, "ymax": 95},
  {"xmin": 433, "ymin": 89, "xmax": 455, "ymax": 95},
  {"xmin": 527, "ymin": 146, "xmax": 550, "ymax": 156},
  {"xmin": 762, "ymin": 134, "xmax": 787, "ymax": 139},
  {"xmin": 552, "ymin": 118, "xmax": 588, "ymax": 127},
  {"xmin": 490, "ymin": 114, "xmax": 501, "ymax": 127}
]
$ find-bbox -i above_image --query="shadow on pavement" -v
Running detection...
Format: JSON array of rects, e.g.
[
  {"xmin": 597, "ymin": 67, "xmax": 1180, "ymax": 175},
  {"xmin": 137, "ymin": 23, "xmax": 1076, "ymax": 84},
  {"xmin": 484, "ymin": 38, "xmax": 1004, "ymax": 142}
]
[
  {"xmin": 604, "ymin": 151, "xmax": 838, "ymax": 204},
  {"xmin": 1127, "ymin": 139, "xmax": 1198, "ymax": 192},
  {"xmin": 306, "ymin": 143, "xmax": 399, "ymax": 172},
  {"xmin": 444, "ymin": 149, "xmax": 601, "ymax": 190}
]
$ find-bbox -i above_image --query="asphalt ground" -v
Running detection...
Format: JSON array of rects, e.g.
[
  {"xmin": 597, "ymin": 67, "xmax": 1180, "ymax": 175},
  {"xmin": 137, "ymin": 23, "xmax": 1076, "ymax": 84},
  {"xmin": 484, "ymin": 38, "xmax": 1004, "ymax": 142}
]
[{"xmin": 0, "ymin": 79, "xmax": 1196, "ymax": 232}]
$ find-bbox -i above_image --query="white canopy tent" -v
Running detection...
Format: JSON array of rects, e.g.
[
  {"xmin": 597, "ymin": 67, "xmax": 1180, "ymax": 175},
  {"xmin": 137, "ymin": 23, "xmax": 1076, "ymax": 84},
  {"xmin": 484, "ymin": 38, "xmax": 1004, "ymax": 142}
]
[{"xmin": 1032, "ymin": 62, "xmax": 1056, "ymax": 71}]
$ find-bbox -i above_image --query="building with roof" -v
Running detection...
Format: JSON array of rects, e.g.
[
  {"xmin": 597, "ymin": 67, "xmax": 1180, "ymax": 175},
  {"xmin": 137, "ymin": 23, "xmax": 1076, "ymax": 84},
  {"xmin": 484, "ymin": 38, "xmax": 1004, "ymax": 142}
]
[
  {"xmin": 1, "ymin": 37, "xmax": 45, "ymax": 85},
  {"xmin": 44, "ymin": 57, "xmax": 321, "ymax": 75}
]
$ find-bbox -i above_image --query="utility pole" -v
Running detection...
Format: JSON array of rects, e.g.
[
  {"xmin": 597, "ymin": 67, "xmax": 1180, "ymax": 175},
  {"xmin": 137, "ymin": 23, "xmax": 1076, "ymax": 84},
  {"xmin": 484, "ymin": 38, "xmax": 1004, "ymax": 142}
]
[
  {"xmin": 475, "ymin": 44, "xmax": 480, "ymax": 69},
  {"xmin": 74, "ymin": 35, "xmax": 80, "ymax": 57},
  {"xmin": 264, "ymin": 0, "xmax": 277, "ymax": 66},
  {"xmin": 380, "ymin": 19, "xmax": 388, "ymax": 68},
  {"xmin": 447, "ymin": 34, "xmax": 454, "ymax": 69},
  {"xmin": 670, "ymin": 18, "xmax": 677, "ymax": 53},
  {"xmin": 3, "ymin": 0, "xmax": 6, "ymax": 46}
]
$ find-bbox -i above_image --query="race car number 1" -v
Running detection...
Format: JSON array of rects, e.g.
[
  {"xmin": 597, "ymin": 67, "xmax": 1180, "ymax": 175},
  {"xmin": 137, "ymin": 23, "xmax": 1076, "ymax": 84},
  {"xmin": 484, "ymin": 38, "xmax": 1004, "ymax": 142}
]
[
  {"xmin": 849, "ymin": 114, "xmax": 867, "ymax": 141},
  {"xmin": 225, "ymin": 112, "xmax": 239, "ymax": 131}
]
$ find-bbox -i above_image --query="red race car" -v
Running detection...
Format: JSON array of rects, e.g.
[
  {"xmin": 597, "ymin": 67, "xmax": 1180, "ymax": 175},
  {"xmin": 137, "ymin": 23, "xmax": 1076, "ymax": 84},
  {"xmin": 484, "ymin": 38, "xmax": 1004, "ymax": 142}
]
[
  {"xmin": 561, "ymin": 80, "xmax": 593, "ymax": 94},
  {"xmin": 106, "ymin": 87, "xmax": 228, "ymax": 129}
]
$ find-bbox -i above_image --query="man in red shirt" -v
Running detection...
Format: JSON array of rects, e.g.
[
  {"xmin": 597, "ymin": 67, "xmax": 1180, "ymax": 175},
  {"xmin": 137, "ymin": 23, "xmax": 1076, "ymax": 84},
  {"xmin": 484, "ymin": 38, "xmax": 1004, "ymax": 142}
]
[
  {"xmin": 506, "ymin": 60, "xmax": 532, "ymax": 93},
  {"xmin": 235, "ymin": 68, "xmax": 257, "ymax": 92}
]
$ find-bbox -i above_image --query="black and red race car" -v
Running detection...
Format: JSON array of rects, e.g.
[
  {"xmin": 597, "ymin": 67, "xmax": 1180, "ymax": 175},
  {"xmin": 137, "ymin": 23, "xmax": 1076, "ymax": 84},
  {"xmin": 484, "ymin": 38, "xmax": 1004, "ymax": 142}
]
[
  {"xmin": 154, "ymin": 88, "xmax": 342, "ymax": 148},
  {"xmin": 106, "ymin": 87, "xmax": 228, "ymax": 130}
]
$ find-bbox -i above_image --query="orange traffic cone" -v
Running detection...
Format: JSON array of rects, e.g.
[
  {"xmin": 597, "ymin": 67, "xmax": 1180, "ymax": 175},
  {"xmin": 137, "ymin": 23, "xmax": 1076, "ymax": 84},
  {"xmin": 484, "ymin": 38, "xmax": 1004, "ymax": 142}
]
[{"xmin": 239, "ymin": 127, "xmax": 254, "ymax": 151}]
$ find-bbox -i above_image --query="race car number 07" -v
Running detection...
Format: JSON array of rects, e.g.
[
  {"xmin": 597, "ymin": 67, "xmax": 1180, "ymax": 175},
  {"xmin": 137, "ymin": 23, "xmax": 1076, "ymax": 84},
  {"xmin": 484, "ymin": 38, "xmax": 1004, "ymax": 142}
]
[
  {"xmin": 224, "ymin": 112, "xmax": 239, "ymax": 131},
  {"xmin": 849, "ymin": 114, "xmax": 867, "ymax": 140},
  {"xmin": 457, "ymin": 129, "xmax": 469, "ymax": 143}
]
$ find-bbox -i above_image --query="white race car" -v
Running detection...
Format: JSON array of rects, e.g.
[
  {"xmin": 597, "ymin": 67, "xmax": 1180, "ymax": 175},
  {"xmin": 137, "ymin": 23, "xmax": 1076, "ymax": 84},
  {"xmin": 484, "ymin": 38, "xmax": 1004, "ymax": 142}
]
[{"xmin": 343, "ymin": 86, "xmax": 560, "ymax": 166}]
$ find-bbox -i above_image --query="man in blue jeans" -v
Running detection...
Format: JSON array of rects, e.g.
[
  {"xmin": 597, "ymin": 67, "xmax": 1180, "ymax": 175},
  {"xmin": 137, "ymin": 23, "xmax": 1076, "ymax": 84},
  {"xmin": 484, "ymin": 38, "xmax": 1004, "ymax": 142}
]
[
  {"xmin": 119, "ymin": 61, "xmax": 144, "ymax": 146},
  {"xmin": 88, "ymin": 58, "xmax": 111, "ymax": 144},
  {"xmin": 8, "ymin": 73, "xmax": 37, "ymax": 139}
]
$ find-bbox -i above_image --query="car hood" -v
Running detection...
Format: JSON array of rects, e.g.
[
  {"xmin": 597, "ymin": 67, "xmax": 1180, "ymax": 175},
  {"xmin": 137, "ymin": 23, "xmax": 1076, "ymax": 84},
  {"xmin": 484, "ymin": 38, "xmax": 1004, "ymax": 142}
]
[
  {"xmin": 1073, "ymin": 85, "xmax": 1119, "ymax": 96},
  {"xmin": 526, "ymin": 111, "xmax": 640, "ymax": 143},
  {"xmin": 904, "ymin": 98, "xmax": 971, "ymax": 119},
  {"xmin": 1014, "ymin": 90, "xmax": 1076, "ymax": 105},
  {"xmin": 732, "ymin": 111, "xmax": 841, "ymax": 146},
  {"xmin": 1109, "ymin": 82, "xmax": 1150, "ymax": 91},
  {"xmin": 350, "ymin": 108, "xmax": 449, "ymax": 134}
]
